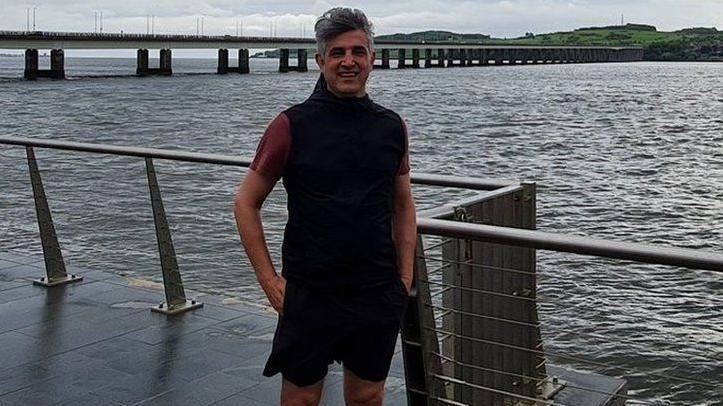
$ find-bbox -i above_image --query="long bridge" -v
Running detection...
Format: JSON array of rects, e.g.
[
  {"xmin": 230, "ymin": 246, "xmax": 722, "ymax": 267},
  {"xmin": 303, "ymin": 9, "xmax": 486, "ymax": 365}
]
[{"xmin": 0, "ymin": 31, "xmax": 644, "ymax": 80}]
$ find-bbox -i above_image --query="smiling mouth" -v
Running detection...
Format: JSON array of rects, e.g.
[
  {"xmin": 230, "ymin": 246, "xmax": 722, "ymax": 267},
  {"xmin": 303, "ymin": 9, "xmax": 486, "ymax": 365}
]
[{"xmin": 338, "ymin": 72, "xmax": 359, "ymax": 78}]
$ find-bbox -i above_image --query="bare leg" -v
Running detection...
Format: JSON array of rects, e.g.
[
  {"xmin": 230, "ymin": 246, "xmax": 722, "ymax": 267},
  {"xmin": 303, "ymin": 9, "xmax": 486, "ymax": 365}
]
[
  {"xmin": 343, "ymin": 367, "xmax": 385, "ymax": 406},
  {"xmin": 281, "ymin": 377, "xmax": 324, "ymax": 406}
]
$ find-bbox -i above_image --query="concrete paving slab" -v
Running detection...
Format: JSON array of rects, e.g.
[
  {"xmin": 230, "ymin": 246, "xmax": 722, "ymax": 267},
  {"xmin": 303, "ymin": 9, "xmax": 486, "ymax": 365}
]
[{"xmin": 0, "ymin": 249, "xmax": 410, "ymax": 406}]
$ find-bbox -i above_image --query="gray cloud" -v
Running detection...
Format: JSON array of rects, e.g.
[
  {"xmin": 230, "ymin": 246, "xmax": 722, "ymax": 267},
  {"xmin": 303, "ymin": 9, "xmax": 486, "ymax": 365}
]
[{"xmin": 2, "ymin": 0, "xmax": 721, "ymax": 38}]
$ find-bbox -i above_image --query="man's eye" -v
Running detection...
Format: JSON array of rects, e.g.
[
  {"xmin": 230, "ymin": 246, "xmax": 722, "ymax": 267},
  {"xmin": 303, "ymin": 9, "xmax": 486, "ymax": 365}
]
[
  {"xmin": 353, "ymin": 50, "xmax": 367, "ymax": 56},
  {"xmin": 330, "ymin": 50, "xmax": 344, "ymax": 57}
]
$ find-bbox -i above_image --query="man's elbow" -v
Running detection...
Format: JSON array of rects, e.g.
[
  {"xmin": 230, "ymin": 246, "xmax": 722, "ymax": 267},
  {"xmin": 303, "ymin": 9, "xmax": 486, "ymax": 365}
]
[
  {"xmin": 233, "ymin": 190, "xmax": 257, "ymax": 219},
  {"xmin": 394, "ymin": 194, "xmax": 416, "ymax": 214}
]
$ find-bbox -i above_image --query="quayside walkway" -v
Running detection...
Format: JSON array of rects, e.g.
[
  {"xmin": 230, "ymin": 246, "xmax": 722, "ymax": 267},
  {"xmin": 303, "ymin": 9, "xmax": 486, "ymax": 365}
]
[
  {"xmin": 0, "ymin": 250, "xmax": 408, "ymax": 405},
  {"xmin": 0, "ymin": 248, "xmax": 630, "ymax": 406}
]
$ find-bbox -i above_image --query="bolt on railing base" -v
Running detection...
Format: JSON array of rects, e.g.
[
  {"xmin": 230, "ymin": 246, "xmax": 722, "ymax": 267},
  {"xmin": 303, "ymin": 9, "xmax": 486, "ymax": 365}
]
[
  {"xmin": 151, "ymin": 299, "xmax": 203, "ymax": 315},
  {"xmin": 33, "ymin": 273, "xmax": 83, "ymax": 287},
  {"xmin": 537, "ymin": 376, "xmax": 567, "ymax": 401}
]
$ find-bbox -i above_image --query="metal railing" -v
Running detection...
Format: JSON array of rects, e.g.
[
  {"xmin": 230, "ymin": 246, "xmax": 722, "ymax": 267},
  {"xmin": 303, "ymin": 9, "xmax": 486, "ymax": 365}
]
[{"xmin": 1, "ymin": 135, "xmax": 721, "ymax": 405}]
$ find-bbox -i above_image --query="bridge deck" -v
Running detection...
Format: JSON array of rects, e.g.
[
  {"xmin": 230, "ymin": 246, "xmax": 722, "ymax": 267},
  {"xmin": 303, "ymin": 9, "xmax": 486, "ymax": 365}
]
[{"xmin": 0, "ymin": 250, "xmax": 408, "ymax": 406}]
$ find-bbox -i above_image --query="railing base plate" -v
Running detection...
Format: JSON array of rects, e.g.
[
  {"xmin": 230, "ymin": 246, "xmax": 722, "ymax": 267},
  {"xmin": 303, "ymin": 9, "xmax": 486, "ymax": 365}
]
[
  {"xmin": 537, "ymin": 376, "xmax": 567, "ymax": 400},
  {"xmin": 33, "ymin": 274, "xmax": 83, "ymax": 287},
  {"xmin": 151, "ymin": 299, "xmax": 203, "ymax": 315}
]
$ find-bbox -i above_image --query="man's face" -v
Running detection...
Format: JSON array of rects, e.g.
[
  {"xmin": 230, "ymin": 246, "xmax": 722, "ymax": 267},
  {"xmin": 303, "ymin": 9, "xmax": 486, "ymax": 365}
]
[{"xmin": 315, "ymin": 29, "xmax": 375, "ymax": 98}]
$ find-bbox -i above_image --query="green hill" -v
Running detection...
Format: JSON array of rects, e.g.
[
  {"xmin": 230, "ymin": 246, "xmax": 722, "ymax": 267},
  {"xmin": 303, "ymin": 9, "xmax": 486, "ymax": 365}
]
[
  {"xmin": 253, "ymin": 25, "xmax": 722, "ymax": 61},
  {"xmin": 376, "ymin": 30, "xmax": 490, "ymax": 42},
  {"xmin": 377, "ymin": 24, "xmax": 722, "ymax": 61}
]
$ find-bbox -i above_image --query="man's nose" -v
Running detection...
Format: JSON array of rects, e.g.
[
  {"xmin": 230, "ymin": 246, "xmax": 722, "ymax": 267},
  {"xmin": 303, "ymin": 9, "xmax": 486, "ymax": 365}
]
[{"xmin": 341, "ymin": 51, "xmax": 354, "ymax": 65}]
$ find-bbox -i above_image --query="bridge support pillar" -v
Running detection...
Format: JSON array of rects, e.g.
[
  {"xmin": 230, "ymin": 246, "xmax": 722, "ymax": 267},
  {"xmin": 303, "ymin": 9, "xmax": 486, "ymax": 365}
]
[
  {"xmin": 374, "ymin": 49, "xmax": 390, "ymax": 69},
  {"xmin": 24, "ymin": 49, "xmax": 38, "ymax": 80},
  {"xmin": 217, "ymin": 49, "xmax": 229, "ymax": 74},
  {"xmin": 49, "ymin": 50, "xmax": 65, "ymax": 79},
  {"xmin": 297, "ymin": 49, "xmax": 308, "ymax": 72},
  {"xmin": 279, "ymin": 49, "xmax": 289, "ymax": 73},
  {"xmin": 411, "ymin": 49, "xmax": 420, "ymax": 68},
  {"xmin": 136, "ymin": 49, "xmax": 149, "ymax": 75},
  {"xmin": 494, "ymin": 49, "xmax": 503, "ymax": 65},
  {"xmin": 446, "ymin": 48, "xmax": 454, "ymax": 67},
  {"xmin": 279, "ymin": 49, "xmax": 307, "ymax": 72},
  {"xmin": 459, "ymin": 49, "xmax": 467, "ymax": 67},
  {"xmin": 159, "ymin": 49, "xmax": 172, "ymax": 75},
  {"xmin": 521, "ymin": 49, "xmax": 530, "ymax": 64},
  {"xmin": 24, "ymin": 49, "xmax": 65, "ymax": 80},
  {"xmin": 239, "ymin": 49, "xmax": 250, "ymax": 73},
  {"xmin": 397, "ymin": 48, "xmax": 406, "ymax": 69},
  {"xmin": 437, "ymin": 48, "xmax": 445, "ymax": 67},
  {"xmin": 508, "ymin": 49, "xmax": 517, "ymax": 65},
  {"xmin": 424, "ymin": 49, "xmax": 432, "ymax": 68}
]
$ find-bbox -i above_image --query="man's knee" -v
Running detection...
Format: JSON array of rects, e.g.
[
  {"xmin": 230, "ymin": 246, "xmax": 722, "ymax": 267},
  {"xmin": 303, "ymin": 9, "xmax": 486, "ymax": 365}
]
[
  {"xmin": 344, "ymin": 385, "xmax": 384, "ymax": 406},
  {"xmin": 344, "ymin": 369, "xmax": 385, "ymax": 406},
  {"xmin": 281, "ymin": 378, "xmax": 324, "ymax": 406}
]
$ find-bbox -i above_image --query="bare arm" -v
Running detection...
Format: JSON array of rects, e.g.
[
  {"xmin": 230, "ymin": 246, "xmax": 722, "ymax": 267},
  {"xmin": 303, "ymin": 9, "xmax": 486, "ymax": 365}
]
[
  {"xmin": 393, "ymin": 173, "xmax": 417, "ymax": 293},
  {"xmin": 233, "ymin": 169, "xmax": 286, "ymax": 313}
]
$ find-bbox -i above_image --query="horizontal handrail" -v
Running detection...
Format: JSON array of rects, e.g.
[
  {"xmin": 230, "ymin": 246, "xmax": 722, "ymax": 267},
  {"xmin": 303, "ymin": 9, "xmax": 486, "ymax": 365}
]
[
  {"xmin": 3, "ymin": 136, "xmax": 721, "ymax": 272},
  {"xmin": 0, "ymin": 136, "xmax": 511, "ymax": 190},
  {"xmin": 418, "ymin": 217, "xmax": 723, "ymax": 273}
]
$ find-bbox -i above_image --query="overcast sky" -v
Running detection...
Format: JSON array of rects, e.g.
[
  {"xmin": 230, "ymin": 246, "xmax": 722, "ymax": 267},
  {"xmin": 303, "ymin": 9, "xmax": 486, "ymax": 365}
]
[{"xmin": 3, "ymin": 1, "xmax": 721, "ymax": 39}]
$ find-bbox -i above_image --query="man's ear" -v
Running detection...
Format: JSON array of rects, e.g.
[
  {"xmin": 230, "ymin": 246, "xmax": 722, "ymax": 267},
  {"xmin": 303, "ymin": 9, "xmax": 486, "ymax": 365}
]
[
  {"xmin": 370, "ymin": 50, "xmax": 376, "ymax": 66},
  {"xmin": 315, "ymin": 53, "xmax": 324, "ymax": 70}
]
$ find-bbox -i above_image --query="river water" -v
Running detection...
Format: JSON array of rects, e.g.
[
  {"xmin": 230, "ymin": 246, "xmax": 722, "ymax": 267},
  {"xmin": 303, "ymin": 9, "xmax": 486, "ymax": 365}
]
[{"xmin": 0, "ymin": 57, "xmax": 721, "ymax": 404}]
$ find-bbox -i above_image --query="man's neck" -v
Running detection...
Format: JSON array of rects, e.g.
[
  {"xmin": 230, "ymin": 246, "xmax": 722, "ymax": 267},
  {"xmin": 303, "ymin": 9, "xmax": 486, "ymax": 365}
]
[{"xmin": 326, "ymin": 84, "xmax": 367, "ymax": 99}]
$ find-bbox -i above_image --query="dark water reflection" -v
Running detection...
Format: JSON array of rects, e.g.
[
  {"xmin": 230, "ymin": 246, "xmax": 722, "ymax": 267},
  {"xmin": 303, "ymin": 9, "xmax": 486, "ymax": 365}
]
[{"xmin": 1, "ymin": 58, "xmax": 721, "ymax": 403}]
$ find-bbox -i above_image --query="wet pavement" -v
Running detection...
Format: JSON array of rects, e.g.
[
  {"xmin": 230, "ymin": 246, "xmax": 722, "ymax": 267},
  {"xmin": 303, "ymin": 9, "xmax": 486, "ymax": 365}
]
[{"xmin": 0, "ymin": 250, "xmax": 408, "ymax": 406}]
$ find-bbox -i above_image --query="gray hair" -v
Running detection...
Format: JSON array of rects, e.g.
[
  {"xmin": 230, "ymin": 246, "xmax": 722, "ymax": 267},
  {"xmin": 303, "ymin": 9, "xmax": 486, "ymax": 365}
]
[{"xmin": 314, "ymin": 7, "xmax": 374, "ymax": 55}]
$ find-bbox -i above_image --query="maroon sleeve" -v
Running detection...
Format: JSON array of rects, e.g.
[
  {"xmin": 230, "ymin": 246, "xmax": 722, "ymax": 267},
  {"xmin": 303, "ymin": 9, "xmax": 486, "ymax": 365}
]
[
  {"xmin": 249, "ymin": 113, "xmax": 291, "ymax": 181},
  {"xmin": 397, "ymin": 119, "xmax": 411, "ymax": 175}
]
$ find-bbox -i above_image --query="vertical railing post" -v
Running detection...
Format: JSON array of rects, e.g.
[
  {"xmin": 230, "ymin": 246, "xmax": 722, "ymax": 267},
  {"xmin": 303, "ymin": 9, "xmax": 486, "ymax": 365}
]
[
  {"xmin": 401, "ymin": 236, "xmax": 445, "ymax": 406},
  {"xmin": 440, "ymin": 184, "xmax": 559, "ymax": 405},
  {"xmin": 27, "ymin": 146, "xmax": 83, "ymax": 287},
  {"xmin": 145, "ymin": 158, "xmax": 202, "ymax": 315}
]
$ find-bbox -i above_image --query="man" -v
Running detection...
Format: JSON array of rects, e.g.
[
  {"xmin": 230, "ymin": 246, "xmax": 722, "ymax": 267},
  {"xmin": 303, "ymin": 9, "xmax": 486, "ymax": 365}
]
[{"xmin": 234, "ymin": 7, "xmax": 416, "ymax": 406}]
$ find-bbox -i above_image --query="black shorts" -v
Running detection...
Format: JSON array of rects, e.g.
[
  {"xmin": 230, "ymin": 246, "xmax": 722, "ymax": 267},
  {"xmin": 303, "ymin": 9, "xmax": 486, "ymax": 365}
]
[{"xmin": 262, "ymin": 278, "xmax": 409, "ymax": 387}]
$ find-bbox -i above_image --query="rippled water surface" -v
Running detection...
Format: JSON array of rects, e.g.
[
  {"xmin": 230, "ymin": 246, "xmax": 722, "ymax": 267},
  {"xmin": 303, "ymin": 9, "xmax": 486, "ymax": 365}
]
[{"xmin": 1, "ymin": 57, "xmax": 721, "ymax": 404}]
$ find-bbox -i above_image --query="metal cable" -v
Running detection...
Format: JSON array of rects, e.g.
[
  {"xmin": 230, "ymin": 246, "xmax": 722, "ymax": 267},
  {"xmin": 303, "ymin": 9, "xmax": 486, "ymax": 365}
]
[
  {"xmin": 432, "ymin": 374, "xmax": 565, "ymax": 406},
  {"xmin": 428, "ymin": 302, "xmax": 720, "ymax": 364},
  {"xmin": 432, "ymin": 351, "xmax": 652, "ymax": 405},
  {"xmin": 433, "ymin": 351, "xmax": 546, "ymax": 383},
  {"xmin": 423, "ymin": 238, "xmax": 455, "ymax": 251},
  {"xmin": 423, "ymin": 268, "xmax": 723, "ymax": 335},
  {"xmin": 427, "ymin": 327, "xmax": 721, "ymax": 389},
  {"xmin": 430, "ymin": 396, "xmax": 468, "ymax": 406},
  {"xmin": 423, "ymin": 254, "xmax": 723, "ymax": 309},
  {"xmin": 428, "ymin": 304, "xmax": 541, "ymax": 328},
  {"xmin": 427, "ymin": 263, "xmax": 453, "ymax": 273},
  {"xmin": 421, "ymin": 255, "xmax": 539, "ymax": 277},
  {"xmin": 420, "ymin": 278, "xmax": 538, "ymax": 302}
]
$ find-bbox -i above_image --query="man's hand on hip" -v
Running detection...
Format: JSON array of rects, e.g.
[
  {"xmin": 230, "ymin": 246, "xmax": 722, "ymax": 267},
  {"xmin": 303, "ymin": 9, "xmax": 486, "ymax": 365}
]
[{"xmin": 260, "ymin": 275, "xmax": 287, "ymax": 315}]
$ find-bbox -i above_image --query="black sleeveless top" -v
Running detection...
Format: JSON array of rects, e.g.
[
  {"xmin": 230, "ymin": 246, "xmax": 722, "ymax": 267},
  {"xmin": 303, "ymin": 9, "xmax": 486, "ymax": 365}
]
[{"xmin": 280, "ymin": 76, "xmax": 407, "ymax": 289}]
